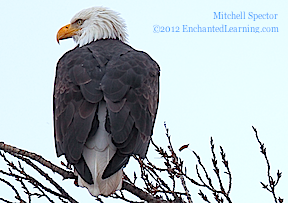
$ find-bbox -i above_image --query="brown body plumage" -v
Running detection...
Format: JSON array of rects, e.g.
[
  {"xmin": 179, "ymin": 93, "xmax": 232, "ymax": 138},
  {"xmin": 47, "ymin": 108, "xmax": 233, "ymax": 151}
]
[{"xmin": 54, "ymin": 38, "xmax": 159, "ymax": 196}]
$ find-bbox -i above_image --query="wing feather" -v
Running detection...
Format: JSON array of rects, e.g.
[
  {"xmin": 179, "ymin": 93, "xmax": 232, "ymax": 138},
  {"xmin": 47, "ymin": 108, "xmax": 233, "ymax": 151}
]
[{"xmin": 54, "ymin": 39, "xmax": 160, "ymax": 185}]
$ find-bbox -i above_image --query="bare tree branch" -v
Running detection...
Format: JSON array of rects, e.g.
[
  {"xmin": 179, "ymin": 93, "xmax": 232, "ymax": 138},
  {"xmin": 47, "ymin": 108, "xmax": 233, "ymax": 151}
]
[
  {"xmin": 0, "ymin": 142, "xmax": 74, "ymax": 179},
  {"xmin": 122, "ymin": 181, "xmax": 168, "ymax": 203},
  {"xmin": 252, "ymin": 126, "xmax": 283, "ymax": 203},
  {"xmin": 0, "ymin": 141, "xmax": 171, "ymax": 203},
  {"xmin": 0, "ymin": 125, "xmax": 284, "ymax": 203},
  {"xmin": 192, "ymin": 138, "xmax": 232, "ymax": 203},
  {"xmin": 0, "ymin": 176, "xmax": 25, "ymax": 203}
]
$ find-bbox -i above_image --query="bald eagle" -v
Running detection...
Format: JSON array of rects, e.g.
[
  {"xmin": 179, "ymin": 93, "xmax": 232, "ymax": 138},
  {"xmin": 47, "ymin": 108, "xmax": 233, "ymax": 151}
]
[{"xmin": 54, "ymin": 7, "xmax": 159, "ymax": 196}]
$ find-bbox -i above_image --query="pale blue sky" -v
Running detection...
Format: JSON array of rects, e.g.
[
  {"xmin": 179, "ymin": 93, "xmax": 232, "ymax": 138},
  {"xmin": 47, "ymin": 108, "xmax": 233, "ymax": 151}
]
[{"xmin": 0, "ymin": 0, "xmax": 287, "ymax": 202}]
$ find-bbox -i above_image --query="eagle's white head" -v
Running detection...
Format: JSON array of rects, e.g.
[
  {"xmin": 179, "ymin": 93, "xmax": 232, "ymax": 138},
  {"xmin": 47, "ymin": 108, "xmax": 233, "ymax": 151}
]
[{"xmin": 56, "ymin": 7, "xmax": 128, "ymax": 47}]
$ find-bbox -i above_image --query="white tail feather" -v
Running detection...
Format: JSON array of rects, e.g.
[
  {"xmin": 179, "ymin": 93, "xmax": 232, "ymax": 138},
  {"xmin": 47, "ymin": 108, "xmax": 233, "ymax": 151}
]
[{"xmin": 75, "ymin": 101, "xmax": 122, "ymax": 196}]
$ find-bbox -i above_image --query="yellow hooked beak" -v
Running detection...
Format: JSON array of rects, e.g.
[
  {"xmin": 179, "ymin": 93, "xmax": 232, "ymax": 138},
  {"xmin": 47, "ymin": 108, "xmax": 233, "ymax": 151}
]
[{"xmin": 56, "ymin": 24, "xmax": 81, "ymax": 43}]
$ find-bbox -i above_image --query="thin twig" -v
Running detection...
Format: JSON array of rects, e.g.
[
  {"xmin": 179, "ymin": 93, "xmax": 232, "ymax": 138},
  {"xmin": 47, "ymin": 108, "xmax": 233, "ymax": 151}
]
[
  {"xmin": 122, "ymin": 181, "xmax": 168, "ymax": 203},
  {"xmin": 0, "ymin": 142, "xmax": 74, "ymax": 179},
  {"xmin": 0, "ymin": 177, "xmax": 25, "ymax": 203},
  {"xmin": 252, "ymin": 126, "xmax": 283, "ymax": 203},
  {"xmin": 10, "ymin": 151, "xmax": 77, "ymax": 203}
]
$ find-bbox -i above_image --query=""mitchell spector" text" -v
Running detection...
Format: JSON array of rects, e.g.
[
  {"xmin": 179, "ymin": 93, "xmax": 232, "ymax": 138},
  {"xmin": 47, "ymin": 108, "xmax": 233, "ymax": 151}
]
[{"xmin": 213, "ymin": 12, "xmax": 278, "ymax": 21}]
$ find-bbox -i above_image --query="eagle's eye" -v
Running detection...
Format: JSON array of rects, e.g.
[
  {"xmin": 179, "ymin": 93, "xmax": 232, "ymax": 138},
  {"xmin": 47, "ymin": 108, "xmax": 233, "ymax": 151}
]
[{"xmin": 75, "ymin": 19, "xmax": 83, "ymax": 26}]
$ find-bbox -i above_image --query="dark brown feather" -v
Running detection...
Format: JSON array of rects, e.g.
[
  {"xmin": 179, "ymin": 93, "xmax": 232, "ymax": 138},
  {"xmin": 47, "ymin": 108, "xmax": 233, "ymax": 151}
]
[{"xmin": 53, "ymin": 39, "xmax": 160, "ymax": 183}]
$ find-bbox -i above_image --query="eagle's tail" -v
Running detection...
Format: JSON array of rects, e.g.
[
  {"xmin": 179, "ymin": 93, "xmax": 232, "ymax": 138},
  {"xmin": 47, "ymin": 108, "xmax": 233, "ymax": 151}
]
[{"xmin": 75, "ymin": 101, "xmax": 123, "ymax": 196}]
